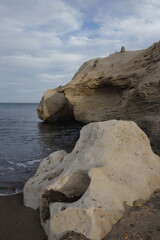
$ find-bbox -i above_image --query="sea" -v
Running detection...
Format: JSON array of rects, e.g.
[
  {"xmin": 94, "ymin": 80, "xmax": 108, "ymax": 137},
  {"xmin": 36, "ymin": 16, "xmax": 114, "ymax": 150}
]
[{"xmin": 0, "ymin": 103, "xmax": 83, "ymax": 195}]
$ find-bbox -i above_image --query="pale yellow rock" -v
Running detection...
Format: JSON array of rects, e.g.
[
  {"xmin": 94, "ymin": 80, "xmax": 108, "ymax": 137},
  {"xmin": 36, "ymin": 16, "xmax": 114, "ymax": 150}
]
[
  {"xmin": 37, "ymin": 88, "xmax": 74, "ymax": 122},
  {"xmin": 24, "ymin": 120, "xmax": 160, "ymax": 240},
  {"xmin": 37, "ymin": 41, "xmax": 160, "ymax": 123},
  {"xmin": 24, "ymin": 150, "xmax": 67, "ymax": 209}
]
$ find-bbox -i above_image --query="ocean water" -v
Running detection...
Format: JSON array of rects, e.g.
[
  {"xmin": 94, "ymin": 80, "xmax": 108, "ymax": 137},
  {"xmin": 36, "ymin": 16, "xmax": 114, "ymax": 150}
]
[{"xmin": 0, "ymin": 103, "xmax": 83, "ymax": 195}]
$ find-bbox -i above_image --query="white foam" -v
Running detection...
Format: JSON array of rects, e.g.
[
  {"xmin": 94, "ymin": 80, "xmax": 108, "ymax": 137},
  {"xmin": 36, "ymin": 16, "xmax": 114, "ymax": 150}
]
[
  {"xmin": 26, "ymin": 159, "xmax": 41, "ymax": 165},
  {"xmin": 0, "ymin": 190, "xmax": 23, "ymax": 196},
  {"xmin": 14, "ymin": 159, "xmax": 41, "ymax": 168}
]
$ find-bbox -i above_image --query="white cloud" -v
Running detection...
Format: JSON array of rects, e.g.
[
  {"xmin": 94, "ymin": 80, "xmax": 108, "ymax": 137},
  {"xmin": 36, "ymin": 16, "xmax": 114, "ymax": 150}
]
[
  {"xmin": 0, "ymin": 0, "xmax": 83, "ymax": 33},
  {"xmin": 0, "ymin": 0, "xmax": 160, "ymax": 102},
  {"xmin": 69, "ymin": 36, "xmax": 90, "ymax": 47},
  {"xmin": 95, "ymin": 0, "xmax": 160, "ymax": 48}
]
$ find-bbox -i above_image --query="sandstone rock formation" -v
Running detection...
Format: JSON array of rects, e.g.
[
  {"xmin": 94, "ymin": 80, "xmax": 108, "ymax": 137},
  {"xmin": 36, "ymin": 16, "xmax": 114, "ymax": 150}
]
[
  {"xmin": 37, "ymin": 88, "xmax": 74, "ymax": 122},
  {"xmin": 38, "ymin": 41, "xmax": 160, "ymax": 124},
  {"xmin": 37, "ymin": 42, "xmax": 160, "ymax": 155},
  {"xmin": 104, "ymin": 189, "xmax": 160, "ymax": 240},
  {"xmin": 24, "ymin": 120, "xmax": 160, "ymax": 240}
]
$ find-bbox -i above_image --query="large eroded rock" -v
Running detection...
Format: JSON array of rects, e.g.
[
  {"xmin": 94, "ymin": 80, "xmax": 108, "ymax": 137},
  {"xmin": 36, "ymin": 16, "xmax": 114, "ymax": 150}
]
[
  {"xmin": 37, "ymin": 42, "xmax": 160, "ymax": 154},
  {"xmin": 24, "ymin": 120, "xmax": 160, "ymax": 240},
  {"xmin": 37, "ymin": 88, "xmax": 74, "ymax": 122},
  {"xmin": 38, "ymin": 42, "xmax": 160, "ymax": 124}
]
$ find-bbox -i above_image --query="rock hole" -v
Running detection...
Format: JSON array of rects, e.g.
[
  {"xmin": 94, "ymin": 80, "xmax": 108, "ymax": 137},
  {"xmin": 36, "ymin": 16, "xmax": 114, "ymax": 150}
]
[
  {"xmin": 41, "ymin": 170, "xmax": 90, "ymax": 222},
  {"xmin": 60, "ymin": 170, "xmax": 90, "ymax": 199}
]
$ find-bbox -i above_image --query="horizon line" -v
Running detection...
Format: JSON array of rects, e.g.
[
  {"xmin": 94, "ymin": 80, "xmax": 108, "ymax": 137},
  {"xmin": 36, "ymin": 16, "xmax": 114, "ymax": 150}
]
[{"xmin": 0, "ymin": 102, "xmax": 39, "ymax": 104}]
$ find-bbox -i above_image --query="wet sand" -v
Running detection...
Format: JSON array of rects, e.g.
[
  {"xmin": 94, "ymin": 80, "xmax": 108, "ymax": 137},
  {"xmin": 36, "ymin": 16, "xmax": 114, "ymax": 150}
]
[
  {"xmin": 0, "ymin": 192, "xmax": 47, "ymax": 240},
  {"xmin": 1, "ymin": 190, "xmax": 160, "ymax": 240}
]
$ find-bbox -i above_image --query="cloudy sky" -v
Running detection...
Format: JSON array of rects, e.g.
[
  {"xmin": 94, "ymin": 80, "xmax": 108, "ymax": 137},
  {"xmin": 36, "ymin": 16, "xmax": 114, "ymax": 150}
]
[{"xmin": 0, "ymin": 0, "xmax": 160, "ymax": 102}]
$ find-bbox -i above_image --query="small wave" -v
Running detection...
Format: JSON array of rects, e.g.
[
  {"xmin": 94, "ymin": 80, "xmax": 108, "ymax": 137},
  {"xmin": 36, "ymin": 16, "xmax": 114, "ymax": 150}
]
[
  {"xmin": 8, "ymin": 161, "xmax": 14, "ymax": 164},
  {"xmin": 7, "ymin": 167, "xmax": 14, "ymax": 171},
  {"xmin": 15, "ymin": 159, "xmax": 41, "ymax": 168},
  {"xmin": 0, "ymin": 189, "xmax": 23, "ymax": 196},
  {"xmin": 25, "ymin": 159, "xmax": 41, "ymax": 165},
  {"xmin": 5, "ymin": 159, "xmax": 41, "ymax": 169},
  {"xmin": 15, "ymin": 163, "xmax": 25, "ymax": 167},
  {"xmin": 0, "ymin": 166, "xmax": 14, "ymax": 171}
]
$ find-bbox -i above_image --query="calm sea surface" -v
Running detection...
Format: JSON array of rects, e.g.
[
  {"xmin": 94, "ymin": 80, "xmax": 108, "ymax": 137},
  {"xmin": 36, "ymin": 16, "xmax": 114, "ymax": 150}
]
[{"xmin": 0, "ymin": 103, "xmax": 83, "ymax": 195}]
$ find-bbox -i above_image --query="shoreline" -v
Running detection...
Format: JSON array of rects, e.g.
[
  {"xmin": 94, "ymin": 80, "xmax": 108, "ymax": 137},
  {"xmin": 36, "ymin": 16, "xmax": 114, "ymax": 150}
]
[
  {"xmin": 0, "ymin": 192, "xmax": 47, "ymax": 240},
  {"xmin": 0, "ymin": 190, "xmax": 23, "ymax": 197}
]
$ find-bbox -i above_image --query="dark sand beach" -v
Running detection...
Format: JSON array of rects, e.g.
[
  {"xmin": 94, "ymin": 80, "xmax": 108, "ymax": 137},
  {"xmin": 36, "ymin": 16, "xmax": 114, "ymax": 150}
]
[
  {"xmin": 1, "ymin": 190, "xmax": 160, "ymax": 240},
  {"xmin": 0, "ymin": 192, "xmax": 47, "ymax": 240}
]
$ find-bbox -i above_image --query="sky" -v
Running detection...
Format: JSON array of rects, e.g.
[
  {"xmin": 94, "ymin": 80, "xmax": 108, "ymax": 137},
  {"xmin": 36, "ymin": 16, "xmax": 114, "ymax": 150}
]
[{"xmin": 0, "ymin": 0, "xmax": 160, "ymax": 103}]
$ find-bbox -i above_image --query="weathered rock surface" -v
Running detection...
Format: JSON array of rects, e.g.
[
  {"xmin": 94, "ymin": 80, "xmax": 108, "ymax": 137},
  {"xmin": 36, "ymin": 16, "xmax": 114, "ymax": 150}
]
[
  {"xmin": 24, "ymin": 120, "xmax": 160, "ymax": 240},
  {"xmin": 103, "ymin": 189, "xmax": 160, "ymax": 240},
  {"xmin": 38, "ymin": 42, "xmax": 160, "ymax": 124},
  {"xmin": 24, "ymin": 150, "xmax": 67, "ymax": 209},
  {"xmin": 37, "ymin": 88, "xmax": 74, "ymax": 122},
  {"xmin": 59, "ymin": 231, "xmax": 91, "ymax": 240}
]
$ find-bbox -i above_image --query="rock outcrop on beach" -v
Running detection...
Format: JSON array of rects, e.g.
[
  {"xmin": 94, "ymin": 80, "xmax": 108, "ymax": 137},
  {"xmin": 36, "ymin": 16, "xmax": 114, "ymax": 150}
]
[
  {"xmin": 37, "ymin": 41, "xmax": 160, "ymax": 124},
  {"xmin": 104, "ymin": 189, "xmax": 160, "ymax": 240},
  {"xmin": 24, "ymin": 120, "xmax": 160, "ymax": 240},
  {"xmin": 37, "ymin": 88, "xmax": 74, "ymax": 122}
]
